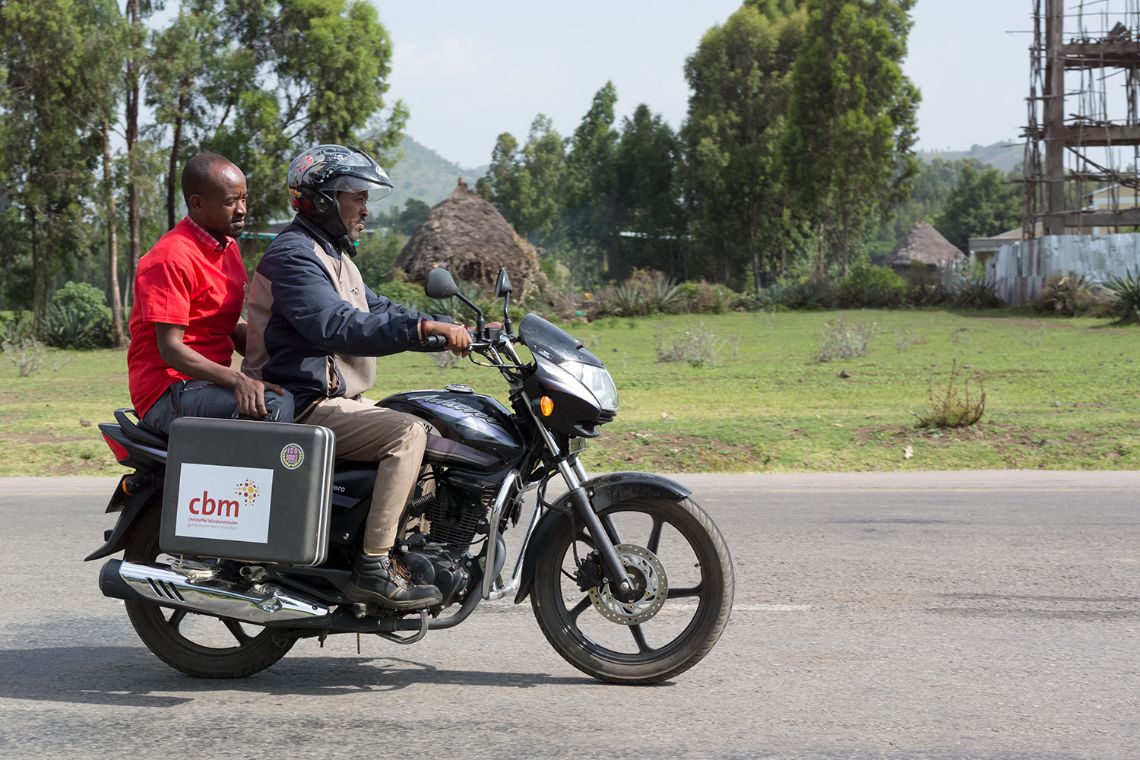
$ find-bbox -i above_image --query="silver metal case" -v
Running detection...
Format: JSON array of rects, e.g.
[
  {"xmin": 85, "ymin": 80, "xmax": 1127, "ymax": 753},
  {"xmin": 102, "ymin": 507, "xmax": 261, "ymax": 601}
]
[{"xmin": 160, "ymin": 418, "xmax": 335, "ymax": 566}]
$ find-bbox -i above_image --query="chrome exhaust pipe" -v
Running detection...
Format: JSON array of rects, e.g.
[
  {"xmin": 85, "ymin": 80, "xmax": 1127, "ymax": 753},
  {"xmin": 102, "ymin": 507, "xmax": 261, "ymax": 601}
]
[{"xmin": 100, "ymin": 559, "xmax": 330, "ymax": 625}]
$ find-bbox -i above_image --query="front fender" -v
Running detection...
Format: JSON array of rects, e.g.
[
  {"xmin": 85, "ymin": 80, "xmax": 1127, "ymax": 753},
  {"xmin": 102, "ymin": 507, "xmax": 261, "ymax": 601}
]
[{"xmin": 513, "ymin": 472, "xmax": 691, "ymax": 604}]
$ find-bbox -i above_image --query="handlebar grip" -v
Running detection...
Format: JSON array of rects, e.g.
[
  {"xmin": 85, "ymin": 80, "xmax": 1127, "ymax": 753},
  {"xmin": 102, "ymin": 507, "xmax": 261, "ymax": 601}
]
[{"xmin": 421, "ymin": 334, "xmax": 447, "ymax": 351}]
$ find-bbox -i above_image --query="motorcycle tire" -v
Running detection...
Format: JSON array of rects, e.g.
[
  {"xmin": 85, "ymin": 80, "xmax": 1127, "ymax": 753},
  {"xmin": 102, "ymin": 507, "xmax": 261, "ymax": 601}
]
[
  {"xmin": 530, "ymin": 496, "xmax": 734, "ymax": 685},
  {"xmin": 122, "ymin": 503, "xmax": 299, "ymax": 678}
]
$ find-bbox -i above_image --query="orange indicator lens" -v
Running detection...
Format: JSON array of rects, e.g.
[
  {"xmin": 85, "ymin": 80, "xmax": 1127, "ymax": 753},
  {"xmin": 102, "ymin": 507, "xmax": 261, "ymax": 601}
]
[{"xmin": 539, "ymin": 396, "xmax": 555, "ymax": 417}]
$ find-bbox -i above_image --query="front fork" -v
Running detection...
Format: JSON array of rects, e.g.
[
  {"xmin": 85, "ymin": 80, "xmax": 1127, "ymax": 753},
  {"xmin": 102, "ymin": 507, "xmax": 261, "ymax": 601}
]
[{"xmin": 528, "ymin": 409, "xmax": 638, "ymax": 602}]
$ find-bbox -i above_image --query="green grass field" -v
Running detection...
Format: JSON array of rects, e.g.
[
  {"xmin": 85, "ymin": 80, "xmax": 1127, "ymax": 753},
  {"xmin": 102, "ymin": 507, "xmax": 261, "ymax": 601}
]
[{"xmin": 1, "ymin": 309, "xmax": 1137, "ymax": 476}]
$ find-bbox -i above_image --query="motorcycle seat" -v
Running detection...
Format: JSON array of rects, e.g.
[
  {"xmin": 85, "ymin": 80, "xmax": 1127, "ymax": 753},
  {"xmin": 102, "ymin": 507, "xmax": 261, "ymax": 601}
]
[{"xmin": 113, "ymin": 408, "xmax": 169, "ymax": 450}]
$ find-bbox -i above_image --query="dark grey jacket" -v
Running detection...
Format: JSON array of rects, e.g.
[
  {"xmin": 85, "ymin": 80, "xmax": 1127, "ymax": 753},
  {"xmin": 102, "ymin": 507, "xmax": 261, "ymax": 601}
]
[{"xmin": 242, "ymin": 216, "xmax": 444, "ymax": 413}]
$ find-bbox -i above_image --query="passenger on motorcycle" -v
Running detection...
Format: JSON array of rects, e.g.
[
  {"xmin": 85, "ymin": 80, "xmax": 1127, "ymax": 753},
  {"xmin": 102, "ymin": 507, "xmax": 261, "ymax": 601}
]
[
  {"xmin": 127, "ymin": 152, "xmax": 293, "ymax": 434},
  {"xmin": 242, "ymin": 144, "xmax": 469, "ymax": 610}
]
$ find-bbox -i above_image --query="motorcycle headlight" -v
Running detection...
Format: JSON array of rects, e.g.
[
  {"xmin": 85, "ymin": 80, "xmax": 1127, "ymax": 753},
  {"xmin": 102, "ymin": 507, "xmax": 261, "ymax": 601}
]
[{"xmin": 562, "ymin": 360, "xmax": 619, "ymax": 413}]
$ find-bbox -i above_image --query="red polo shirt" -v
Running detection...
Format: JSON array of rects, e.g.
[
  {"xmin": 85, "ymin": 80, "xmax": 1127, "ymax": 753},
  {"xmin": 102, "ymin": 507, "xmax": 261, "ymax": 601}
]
[{"xmin": 127, "ymin": 217, "xmax": 247, "ymax": 416}]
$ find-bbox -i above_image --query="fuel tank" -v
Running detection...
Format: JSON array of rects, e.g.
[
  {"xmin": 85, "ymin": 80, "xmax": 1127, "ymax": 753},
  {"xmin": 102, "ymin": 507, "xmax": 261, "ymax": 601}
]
[{"xmin": 378, "ymin": 387, "xmax": 525, "ymax": 470}]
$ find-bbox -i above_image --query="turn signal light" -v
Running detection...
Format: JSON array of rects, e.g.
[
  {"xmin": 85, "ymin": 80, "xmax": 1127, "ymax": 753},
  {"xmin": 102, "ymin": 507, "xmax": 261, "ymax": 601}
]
[{"xmin": 539, "ymin": 396, "xmax": 555, "ymax": 417}]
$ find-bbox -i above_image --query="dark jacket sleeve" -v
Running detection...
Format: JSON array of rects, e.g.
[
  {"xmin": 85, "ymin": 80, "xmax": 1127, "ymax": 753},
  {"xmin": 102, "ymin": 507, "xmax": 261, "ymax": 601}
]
[{"xmin": 267, "ymin": 249, "xmax": 420, "ymax": 357}]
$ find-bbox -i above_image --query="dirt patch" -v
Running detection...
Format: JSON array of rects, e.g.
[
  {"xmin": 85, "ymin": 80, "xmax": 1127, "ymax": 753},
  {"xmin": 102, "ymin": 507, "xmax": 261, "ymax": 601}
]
[
  {"xmin": 592, "ymin": 431, "xmax": 768, "ymax": 471},
  {"xmin": 0, "ymin": 432, "xmax": 92, "ymax": 445},
  {"xmin": 856, "ymin": 423, "xmax": 1097, "ymax": 449}
]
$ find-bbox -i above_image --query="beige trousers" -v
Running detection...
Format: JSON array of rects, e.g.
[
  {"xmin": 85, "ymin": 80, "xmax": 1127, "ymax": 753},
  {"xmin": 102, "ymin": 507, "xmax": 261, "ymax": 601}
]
[{"xmin": 302, "ymin": 397, "xmax": 430, "ymax": 554}]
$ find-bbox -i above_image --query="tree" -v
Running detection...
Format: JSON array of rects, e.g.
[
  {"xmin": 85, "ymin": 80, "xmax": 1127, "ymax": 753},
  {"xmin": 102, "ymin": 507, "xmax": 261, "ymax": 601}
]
[
  {"xmin": 140, "ymin": 0, "xmax": 405, "ymax": 230},
  {"xmin": 480, "ymin": 131, "xmax": 527, "ymax": 230},
  {"xmin": 564, "ymin": 82, "xmax": 620, "ymax": 281},
  {"xmin": 935, "ymin": 161, "xmax": 1021, "ymax": 252},
  {"xmin": 208, "ymin": 0, "xmax": 405, "ymax": 225},
  {"xmin": 148, "ymin": 2, "xmax": 219, "ymax": 230},
  {"xmin": 0, "ymin": 0, "xmax": 113, "ymax": 327},
  {"xmin": 517, "ymin": 115, "xmax": 566, "ymax": 242},
  {"xmin": 613, "ymin": 104, "xmax": 684, "ymax": 279},
  {"xmin": 682, "ymin": 3, "xmax": 805, "ymax": 290},
  {"xmin": 783, "ymin": 0, "xmax": 920, "ymax": 275},
  {"xmin": 396, "ymin": 198, "xmax": 430, "ymax": 235},
  {"xmin": 478, "ymin": 117, "xmax": 566, "ymax": 242}
]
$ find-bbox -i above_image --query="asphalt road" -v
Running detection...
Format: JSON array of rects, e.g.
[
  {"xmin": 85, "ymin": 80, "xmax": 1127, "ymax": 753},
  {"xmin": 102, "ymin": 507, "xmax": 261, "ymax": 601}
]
[{"xmin": 0, "ymin": 471, "xmax": 1137, "ymax": 759}]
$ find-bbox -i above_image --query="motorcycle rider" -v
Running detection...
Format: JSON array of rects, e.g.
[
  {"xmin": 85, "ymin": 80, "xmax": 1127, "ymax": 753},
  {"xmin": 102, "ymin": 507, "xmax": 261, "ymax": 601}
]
[
  {"xmin": 242, "ymin": 144, "xmax": 469, "ymax": 610},
  {"xmin": 128, "ymin": 152, "xmax": 293, "ymax": 433}
]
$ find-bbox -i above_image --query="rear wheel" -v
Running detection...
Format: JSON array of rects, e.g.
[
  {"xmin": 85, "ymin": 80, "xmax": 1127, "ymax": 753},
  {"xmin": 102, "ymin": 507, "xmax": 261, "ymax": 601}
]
[
  {"xmin": 531, "ymin": 496, "xmax": 734, "ymax": 685},
  {"xmin": 122, "ymin": 505, "xmax": 298, "ymax": 678}
]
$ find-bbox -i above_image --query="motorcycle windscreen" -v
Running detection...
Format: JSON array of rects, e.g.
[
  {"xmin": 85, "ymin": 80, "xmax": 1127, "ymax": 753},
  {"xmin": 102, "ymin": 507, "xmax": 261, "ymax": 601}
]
[{"xmin": 159, "ymin": 417, "xmax": 335, "ymax": 566}]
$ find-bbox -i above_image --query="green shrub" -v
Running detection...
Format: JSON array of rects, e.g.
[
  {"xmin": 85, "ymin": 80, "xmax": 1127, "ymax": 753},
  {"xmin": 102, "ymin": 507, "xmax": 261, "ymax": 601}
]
[
  {"xmin": 594, "ymin": 270, "xmax": 682, "ymax": 317},
  {"xmin": 675, "ymin": 280, "xmax": 737, "ymax": 314},
  {"xmin": 1105, "ymin": 269, "xmax": 1140, "ymax": 324},
  {"xmin": 904, "ymin": 262, "xmax": 949, "ymax": 306},
  {"xmin": 835, "ymin": 264, "xmax": 906, "ymax": 308},
  {"xmin": 772, "ymin": 278, "xmax": 837, "ymax": 310},
  {"xmin": 43, "ymin": 282, "xmax": 111, "ymax": 349},
  {"xmin": 0, "ymin": 311, "xmax": 35, "ymax": 345},
  {"xmin": 1032, "ymin": 273, "xmax": 1104, "ymax": 317},
  {"xmin": 952, "ymin": 272, "xmax": 1004, "ymax": 309},
  {"xmin": 373, "ymin": 270, "xmax": 427, "ymax": 311}
]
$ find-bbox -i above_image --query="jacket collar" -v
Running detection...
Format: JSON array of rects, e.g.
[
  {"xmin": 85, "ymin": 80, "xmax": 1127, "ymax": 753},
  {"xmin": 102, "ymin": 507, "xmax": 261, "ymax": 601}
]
[{"xmin": 294, "ymin": 215, "xmax": 352, "ymax": 258}]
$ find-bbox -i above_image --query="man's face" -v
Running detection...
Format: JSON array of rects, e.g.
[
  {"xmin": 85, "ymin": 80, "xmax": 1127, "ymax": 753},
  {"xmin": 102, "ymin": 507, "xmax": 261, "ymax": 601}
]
[
  {"xmin": 338, "ymin": 190, "xmax": 369, "ymax": 242},
  {"xmin": 190, "ymin": 163, "xmax": 247, "ymax": 241}
]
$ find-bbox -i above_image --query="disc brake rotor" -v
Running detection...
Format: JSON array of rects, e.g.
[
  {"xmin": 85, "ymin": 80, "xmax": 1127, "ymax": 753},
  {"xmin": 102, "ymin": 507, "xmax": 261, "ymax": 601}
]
[{"xmin": 588, "ymin": 543, "xmax": 668, "ymax": 625}]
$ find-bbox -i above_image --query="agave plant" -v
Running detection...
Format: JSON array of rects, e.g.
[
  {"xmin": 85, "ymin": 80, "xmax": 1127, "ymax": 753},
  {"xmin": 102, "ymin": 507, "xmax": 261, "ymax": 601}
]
[{"xmin": 1105, "ymin": 269, "xmax": 1140, "ymax": 324}]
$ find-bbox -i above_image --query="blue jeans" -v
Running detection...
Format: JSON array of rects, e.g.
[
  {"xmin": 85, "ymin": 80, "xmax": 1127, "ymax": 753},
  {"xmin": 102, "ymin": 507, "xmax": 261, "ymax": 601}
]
[{"xmin": 142, "ymin": 379, "xmax": 294, "ymax": 434}]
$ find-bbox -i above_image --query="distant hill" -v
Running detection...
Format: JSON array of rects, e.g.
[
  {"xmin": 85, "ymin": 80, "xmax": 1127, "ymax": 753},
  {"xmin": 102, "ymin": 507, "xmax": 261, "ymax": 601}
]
[
  {"xmin": 383, "ymin": 136, "xmax": 488, "ymax": 209},
  {"xmin": 918, "ymin": 141, "xmax": 1024, "ymax": 174}
]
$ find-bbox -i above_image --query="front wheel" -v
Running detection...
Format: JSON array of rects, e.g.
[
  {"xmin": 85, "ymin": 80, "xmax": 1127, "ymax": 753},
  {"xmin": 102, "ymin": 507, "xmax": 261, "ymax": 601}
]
[
  {"xmin": 122, "ymin": 504, "xmax": 298, "ymax": 678},
  {"xmin": 531, "ymin": 496, "xmax": 734, "ymax": 685}
]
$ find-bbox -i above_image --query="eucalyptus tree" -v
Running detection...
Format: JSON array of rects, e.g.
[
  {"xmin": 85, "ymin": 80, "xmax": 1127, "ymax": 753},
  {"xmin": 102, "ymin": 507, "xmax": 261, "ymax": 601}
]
[
  {"xmin": 518, "ymin": 115, "xmax": 567, "ymax": 243},
  {"xmin": 0, "ymin": 0, "xmax": 118, "ymax": 326},
  {"xmin": 682, "ymin": 2, "xmax": 805, "ymax": 290},
  {"xmin": 478, "ymin": 131, "xmax": 529, "ymax": 231},
  {"xmin": 564, "ymin": 82, "xmax": 620, "ymax": 281},
  {"xmin": 613, "ymin": 105, "xmax": 684, "ymax": 280},
  {"xmin": 783, "ymin": 0, "xmax": 920, "ymax": 275}
]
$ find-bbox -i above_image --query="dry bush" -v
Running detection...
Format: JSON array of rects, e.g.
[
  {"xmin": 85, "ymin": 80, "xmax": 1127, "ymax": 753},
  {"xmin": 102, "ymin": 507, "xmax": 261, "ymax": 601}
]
[
  {"xmin": 914, "ymin": 361, "xmax": 986, "ymax": 429},
  {"xmin": 656, "ymin": 323, "xmax": 724, "ymax": 368},
  {"xmin": 813, "ymin": 317, "xmax": 875, "ymax": 363}
]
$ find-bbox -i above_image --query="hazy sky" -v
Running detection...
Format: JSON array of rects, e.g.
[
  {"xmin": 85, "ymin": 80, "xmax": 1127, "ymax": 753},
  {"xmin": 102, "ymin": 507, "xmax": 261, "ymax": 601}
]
[{"xmin": 373, "ymin": 1, "xmax": 1033, "ymax": 170}]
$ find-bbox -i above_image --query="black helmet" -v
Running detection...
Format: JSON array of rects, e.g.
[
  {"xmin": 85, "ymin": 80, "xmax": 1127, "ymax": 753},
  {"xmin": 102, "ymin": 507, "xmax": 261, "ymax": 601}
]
[{"xmin": 287, "ymin": 144, "xmax": 393, "ymax": 247}]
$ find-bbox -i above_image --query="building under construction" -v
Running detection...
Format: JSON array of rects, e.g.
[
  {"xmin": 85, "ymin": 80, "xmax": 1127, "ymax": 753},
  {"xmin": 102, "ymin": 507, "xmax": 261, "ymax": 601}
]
[{"xmin": 981, "ymin": 0, "xmax": 1140, "ymax": 304}]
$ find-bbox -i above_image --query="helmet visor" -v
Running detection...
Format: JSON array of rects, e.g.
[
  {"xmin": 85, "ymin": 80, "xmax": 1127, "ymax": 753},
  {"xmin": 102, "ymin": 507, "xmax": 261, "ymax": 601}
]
[{"xmin": 323, "ymin": 172, "xmax": 394, "ymax": 199}]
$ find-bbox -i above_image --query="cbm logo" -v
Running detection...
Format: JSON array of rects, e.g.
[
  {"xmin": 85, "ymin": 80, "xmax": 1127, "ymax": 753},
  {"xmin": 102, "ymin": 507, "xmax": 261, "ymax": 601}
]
[{"xmin": 188, "ymin": 491, "xmax": 241, "ymax": 518}]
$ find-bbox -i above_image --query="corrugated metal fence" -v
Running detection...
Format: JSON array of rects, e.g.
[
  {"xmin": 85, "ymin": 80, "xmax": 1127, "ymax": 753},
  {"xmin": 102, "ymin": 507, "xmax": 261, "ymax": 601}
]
[{"xmin": 985, "ymin": 233, "xmax": 1140, "ymax": 305}]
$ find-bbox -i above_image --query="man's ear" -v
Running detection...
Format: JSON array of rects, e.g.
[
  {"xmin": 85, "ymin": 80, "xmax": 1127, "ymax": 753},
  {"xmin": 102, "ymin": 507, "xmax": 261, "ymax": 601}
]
[{"xmin": 188, "ymin": 194, "xmax": 203, "ymax": 213}]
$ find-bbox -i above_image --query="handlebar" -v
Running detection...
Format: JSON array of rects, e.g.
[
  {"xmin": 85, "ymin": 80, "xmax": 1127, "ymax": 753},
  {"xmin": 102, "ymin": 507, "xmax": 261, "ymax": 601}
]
[{"xmin": 412, "ymin": 327, "xmax": 508, "ymax": 353}]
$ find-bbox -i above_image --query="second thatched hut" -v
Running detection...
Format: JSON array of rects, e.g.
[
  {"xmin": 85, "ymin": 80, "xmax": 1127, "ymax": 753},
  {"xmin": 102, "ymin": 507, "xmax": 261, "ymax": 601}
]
[{"xmin": 885, "ymin": 222, "xmax": 967, "ymax": 274}]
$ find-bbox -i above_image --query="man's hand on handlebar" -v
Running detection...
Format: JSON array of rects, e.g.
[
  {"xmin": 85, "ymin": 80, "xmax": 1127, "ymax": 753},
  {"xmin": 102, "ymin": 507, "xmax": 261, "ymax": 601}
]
[{"xmin": 422, "ymin": 320, "xmax": 472, "ymax": 355}]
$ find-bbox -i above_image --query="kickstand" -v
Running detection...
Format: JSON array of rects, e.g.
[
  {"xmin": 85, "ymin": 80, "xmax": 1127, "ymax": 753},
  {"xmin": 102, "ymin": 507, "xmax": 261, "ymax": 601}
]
[{"xmin": 374, "ymin": 611, "xmax": 429, "ymax": 645}]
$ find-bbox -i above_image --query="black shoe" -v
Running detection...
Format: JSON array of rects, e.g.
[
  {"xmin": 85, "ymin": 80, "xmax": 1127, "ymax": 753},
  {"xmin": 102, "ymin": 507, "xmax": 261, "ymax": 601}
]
[{"xmin": 349, "ymin": 553, "xmax": 443, "ymax": 610}]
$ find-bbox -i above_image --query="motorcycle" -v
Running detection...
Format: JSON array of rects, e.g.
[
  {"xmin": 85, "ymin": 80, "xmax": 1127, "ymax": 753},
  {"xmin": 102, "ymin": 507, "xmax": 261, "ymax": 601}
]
[{"xmin": 89, "ymin": 267, "xmax": 734, "ymax": 685}]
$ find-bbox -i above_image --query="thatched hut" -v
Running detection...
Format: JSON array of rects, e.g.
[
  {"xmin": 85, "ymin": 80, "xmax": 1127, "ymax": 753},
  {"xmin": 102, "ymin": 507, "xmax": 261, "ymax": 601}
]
[
  {"xmin": 885, "ymin": 222, "xmax": 967, "ymax": 273},
  {"xmin": 395, "ymin": 179, "xmax": 548, "ymax": 300}
]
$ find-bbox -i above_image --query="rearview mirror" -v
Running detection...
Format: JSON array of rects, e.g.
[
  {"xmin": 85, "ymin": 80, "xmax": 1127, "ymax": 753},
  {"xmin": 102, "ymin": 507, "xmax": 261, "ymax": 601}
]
[
  {"xmin": 424, "ymin": 268, "xmax": 458, "ymax": 299},
  {"xmin": 494, "ymin": 268, "xmax": 513, "ymax": 297}
]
